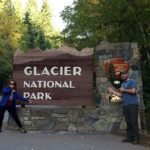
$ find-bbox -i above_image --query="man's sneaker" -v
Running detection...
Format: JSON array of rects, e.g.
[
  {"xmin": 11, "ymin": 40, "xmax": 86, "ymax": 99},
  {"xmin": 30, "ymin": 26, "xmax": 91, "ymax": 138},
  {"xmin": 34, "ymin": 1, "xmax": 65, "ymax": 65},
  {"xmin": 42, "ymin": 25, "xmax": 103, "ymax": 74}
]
[
  {"xmin": 20, "ymin": 127, "xmax": 27, "ymax": 133},
  {"xmin": 121, "ymin": 138, "xmax": 133, "ymax": 143},
  {"xmin": 132, "ymin": 140, "xmax": 139, "ymax": 145}
]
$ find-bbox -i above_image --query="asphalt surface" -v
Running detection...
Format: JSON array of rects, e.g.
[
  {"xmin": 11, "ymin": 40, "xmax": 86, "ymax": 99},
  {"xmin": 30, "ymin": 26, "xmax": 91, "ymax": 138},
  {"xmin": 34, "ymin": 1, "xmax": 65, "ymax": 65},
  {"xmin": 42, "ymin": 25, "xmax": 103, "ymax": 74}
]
[{"xmin": 0, "ymin": 127, "xmax": 149, "ymax": 150}]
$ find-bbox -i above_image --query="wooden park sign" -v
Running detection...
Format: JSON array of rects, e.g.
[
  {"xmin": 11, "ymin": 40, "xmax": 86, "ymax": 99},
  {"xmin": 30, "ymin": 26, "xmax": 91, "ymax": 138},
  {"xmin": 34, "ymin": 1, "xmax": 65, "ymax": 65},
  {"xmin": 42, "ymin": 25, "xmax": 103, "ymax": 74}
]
[{"xmin": 13, "ymin": 47, "xmax": 93, "ymax": 106}]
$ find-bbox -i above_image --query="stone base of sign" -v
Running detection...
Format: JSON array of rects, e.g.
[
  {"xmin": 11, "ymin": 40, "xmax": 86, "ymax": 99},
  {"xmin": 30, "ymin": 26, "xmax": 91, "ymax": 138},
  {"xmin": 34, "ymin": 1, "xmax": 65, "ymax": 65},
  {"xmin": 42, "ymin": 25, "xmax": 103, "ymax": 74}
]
[{"xmin": 6, "ymin": 106, "xmax": 145, "ymax": 134}]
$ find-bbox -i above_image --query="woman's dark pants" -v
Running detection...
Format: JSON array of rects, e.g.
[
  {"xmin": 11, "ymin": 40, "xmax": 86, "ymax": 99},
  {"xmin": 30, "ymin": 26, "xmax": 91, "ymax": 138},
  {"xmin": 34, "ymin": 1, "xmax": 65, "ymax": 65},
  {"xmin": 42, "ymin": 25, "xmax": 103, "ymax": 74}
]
[{"xmin": 0, "ymin": 106, "xmax": 22, "ymax": 129}]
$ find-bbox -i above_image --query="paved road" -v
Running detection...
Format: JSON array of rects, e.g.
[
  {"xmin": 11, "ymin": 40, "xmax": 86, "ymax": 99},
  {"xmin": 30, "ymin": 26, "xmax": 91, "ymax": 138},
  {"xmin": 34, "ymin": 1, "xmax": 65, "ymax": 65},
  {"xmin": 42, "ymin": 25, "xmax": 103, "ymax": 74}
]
[{"xmin": 0, "ymin": 129, "xmax": 149, "ymax": 150}]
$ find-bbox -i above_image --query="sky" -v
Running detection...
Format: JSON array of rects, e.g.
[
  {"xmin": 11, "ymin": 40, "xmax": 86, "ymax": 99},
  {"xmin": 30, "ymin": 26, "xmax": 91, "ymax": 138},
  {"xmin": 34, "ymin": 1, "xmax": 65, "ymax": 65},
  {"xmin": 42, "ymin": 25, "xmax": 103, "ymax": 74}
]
[
  {"xmin": 49, "ymin": 0, "xmax": 74, "ymax": 31},
  {"xmin": 22, "ymin": 0, "xmax": 74, "ymax": 31}
]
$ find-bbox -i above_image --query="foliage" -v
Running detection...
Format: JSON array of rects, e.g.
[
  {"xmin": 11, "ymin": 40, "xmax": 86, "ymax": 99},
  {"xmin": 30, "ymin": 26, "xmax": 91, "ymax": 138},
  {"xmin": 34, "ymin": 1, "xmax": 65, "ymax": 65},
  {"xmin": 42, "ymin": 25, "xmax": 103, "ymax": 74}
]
[
  {"xmin": 22, "ymin": 0, "xmax": 62, "ymax": 50},
  {"xmin": 23, "ymin": 11, "xmax": 36, "ymax": 49},
  {"xmin": 39, "ymin": 0, "xmax": 62, "ymax": 48},
  {"xmin": 61, "ymin": 0, "xmax": 102, "ymax": 50},
  {"xmin": 0, "ymin": 0, "xmax": 23, "ymax": 88},
  {"xmin": 0, "ymin": 0, "xmax": 22, "ymax": 52},
  {"xmin": 0, "ymin": 0, "xmax": 62, "ymax": 89},
  {"xmin": 61, "ymin": 0, "xmax": 150, "ymax": 52}
]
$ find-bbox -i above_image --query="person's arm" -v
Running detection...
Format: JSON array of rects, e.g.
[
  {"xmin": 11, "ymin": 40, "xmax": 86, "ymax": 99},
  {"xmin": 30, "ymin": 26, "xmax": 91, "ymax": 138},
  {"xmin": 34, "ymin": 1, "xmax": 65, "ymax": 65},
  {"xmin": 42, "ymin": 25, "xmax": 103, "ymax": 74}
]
[
  {"xmin": 120, "ymin": 79, "xmax": 137, "ymax": 94},
  {"xmin": 14, "ymin": 92, "xmax": 29, "ymax": 102},
  {"xmin": 108, "ymin": 87, "xmax": 122, "ymax": 97},
  {"xmin": 120, "ymin": 88, "xmax": 136, "ymax": 94},
  {"xmin": 2, "ymin": 87, "xmax": 11, "ymax": 94}
]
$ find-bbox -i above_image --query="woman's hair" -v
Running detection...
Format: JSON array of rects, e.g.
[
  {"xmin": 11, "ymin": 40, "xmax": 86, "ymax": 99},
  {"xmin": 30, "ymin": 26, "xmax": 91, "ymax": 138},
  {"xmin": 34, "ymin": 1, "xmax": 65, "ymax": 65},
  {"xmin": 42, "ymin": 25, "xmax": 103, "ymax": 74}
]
[{"xmin": 9, "ymin": 79, "xmax": 17, "ymax": 90}]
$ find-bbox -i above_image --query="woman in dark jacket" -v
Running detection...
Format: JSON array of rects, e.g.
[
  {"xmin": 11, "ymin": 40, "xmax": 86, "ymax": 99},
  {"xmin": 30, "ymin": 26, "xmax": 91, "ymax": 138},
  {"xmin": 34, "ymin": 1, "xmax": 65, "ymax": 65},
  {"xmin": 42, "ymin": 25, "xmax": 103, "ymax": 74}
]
[{"xmin": 0, "ymin": 80, "xmax": 29, "ymax": 133}]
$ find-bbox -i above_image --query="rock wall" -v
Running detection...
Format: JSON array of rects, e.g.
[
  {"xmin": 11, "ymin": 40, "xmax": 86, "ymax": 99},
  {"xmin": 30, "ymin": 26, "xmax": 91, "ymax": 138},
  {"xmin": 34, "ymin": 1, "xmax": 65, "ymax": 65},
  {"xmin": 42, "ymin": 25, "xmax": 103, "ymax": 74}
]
[
  {"xmin": 95, "ymin": 42, "xmax": 144, "ymax": 108},
  {"xmin": 8, "ymin": 106, "xmax": 123, "ymax": 133}
]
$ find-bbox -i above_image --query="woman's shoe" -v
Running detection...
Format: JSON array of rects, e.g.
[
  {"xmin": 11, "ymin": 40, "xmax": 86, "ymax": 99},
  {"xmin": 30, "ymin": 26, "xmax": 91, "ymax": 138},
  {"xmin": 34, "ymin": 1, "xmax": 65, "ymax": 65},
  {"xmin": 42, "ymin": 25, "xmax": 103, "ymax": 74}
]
[
  {"xmin": 20, "ymin": 127, "xmax": 27, "ymax": 133},
  {"xmin": 132, "ymin": 140, "xmax": 139, "ymax": 144}
]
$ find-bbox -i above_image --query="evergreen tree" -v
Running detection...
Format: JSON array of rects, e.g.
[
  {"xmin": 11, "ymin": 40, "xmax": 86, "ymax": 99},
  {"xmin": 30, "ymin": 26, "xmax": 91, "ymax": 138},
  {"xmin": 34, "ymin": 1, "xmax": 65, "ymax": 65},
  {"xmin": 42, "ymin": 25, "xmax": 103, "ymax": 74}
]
[
  {"xmin": 39, "ymin": 0, "xmax": 53, "ymax": 49},
  {"xmin": 22, "ymin": 0, "xmax": 62, "ymax": 50},
  {"xmin": 22, "ymin": 0, "xmax": 39, "ymax": 49},
  {"xmin": 40, "ymin": 0, "xmax": 62, "ymax": 49},
  {"xmin": 23, "ymin": 12, "xmax": 35, "ymax": 49}
]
